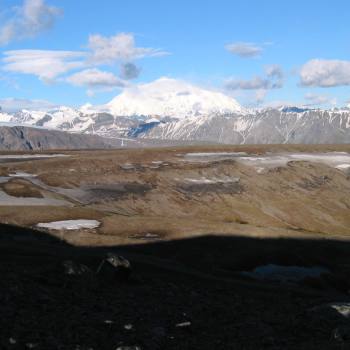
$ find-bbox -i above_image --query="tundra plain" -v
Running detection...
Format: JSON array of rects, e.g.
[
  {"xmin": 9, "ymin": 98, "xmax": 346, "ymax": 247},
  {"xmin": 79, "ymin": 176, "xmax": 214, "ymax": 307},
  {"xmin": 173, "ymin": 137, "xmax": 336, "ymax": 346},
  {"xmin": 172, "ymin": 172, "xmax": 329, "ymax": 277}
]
[{"xmin": 0, "ymin": 144, "xmax": 350, "ymax": 244}]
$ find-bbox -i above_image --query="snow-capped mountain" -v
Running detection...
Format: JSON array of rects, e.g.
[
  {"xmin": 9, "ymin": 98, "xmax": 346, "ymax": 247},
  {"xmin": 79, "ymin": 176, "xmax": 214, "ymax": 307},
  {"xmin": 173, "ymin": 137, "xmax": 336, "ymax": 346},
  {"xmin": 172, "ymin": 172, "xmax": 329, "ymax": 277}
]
[
  {"xmin": 106, "ymin": 77, "xmax": 246, "ymax": 118},
  {"xmin": 137, "ymin": 108, "xmax": 350, "ymax": 144},
  {"xmin": 1, "ymin": 78, "xmax": 350, "ymax": 145}
]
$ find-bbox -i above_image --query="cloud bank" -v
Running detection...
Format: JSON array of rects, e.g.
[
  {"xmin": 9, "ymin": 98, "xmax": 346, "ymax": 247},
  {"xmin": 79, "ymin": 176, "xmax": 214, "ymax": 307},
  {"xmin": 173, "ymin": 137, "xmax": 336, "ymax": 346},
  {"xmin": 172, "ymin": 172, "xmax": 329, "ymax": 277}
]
[
  {"xmin": 225, "ymin": 65, "xmax": 284, "ymax": 90},
  {"xmin": 0, "ymin": 0, "xmax": 61, "ymax": 45},
  {"xmin": 1, "ymin": 32, "xmax": 168, "ymax": 91},
  {"xmin": 66, "ymin": 69, "xmax": 127, "ymax": 88},
  {"xmin": 3, "ymin": 50, "xmax": 86, "ymax": 82},
  {"xmin": 300, "ymin": 59, "xmax": 350, "ymax": 87}
]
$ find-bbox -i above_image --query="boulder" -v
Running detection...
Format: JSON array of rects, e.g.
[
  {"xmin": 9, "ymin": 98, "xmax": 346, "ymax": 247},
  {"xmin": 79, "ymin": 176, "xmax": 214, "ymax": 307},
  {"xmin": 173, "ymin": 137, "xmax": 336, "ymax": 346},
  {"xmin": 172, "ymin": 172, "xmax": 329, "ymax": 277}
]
[{"xmin": 96, "ymin": 253, "xmax": 131, "ymax": 282}]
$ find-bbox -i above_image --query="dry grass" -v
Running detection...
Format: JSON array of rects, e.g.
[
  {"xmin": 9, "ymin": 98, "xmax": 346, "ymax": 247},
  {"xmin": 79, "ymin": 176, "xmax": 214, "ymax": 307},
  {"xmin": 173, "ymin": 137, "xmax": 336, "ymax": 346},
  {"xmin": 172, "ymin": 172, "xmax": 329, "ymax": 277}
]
[
  {"xmin": 0, "ymin": 179, "xmax": 43, "ymax": 198},
  {"xmin": 0, "ymin": 145, "xmax": 349, "ymax": 246}
]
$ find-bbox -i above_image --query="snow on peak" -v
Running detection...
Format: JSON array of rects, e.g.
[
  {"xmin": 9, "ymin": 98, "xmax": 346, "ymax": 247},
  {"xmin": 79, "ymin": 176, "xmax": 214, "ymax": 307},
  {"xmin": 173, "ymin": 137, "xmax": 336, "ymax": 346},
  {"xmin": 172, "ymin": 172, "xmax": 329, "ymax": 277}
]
[{"xmin": 106, "ymin": 77, "xmax": 246, "ymax": 118}]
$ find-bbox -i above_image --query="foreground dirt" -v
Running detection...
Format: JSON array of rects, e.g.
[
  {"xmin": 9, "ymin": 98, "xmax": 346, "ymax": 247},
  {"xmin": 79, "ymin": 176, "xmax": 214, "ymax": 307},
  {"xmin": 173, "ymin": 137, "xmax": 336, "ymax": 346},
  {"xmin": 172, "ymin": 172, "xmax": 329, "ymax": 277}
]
[{"xmin": 2, "ymin": 224, "xmax": 350, "ymax": 350}]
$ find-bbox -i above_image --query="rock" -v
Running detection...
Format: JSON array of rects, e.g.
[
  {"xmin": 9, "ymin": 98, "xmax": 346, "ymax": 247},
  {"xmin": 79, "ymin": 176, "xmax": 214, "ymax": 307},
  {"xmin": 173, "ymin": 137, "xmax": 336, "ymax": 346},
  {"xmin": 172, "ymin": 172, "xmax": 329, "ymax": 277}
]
[
  {"xmin": 96, "ymin": 253, "xmax": 131, "ymax": 281},
  {"xmin": 309, "ymin": 302, "xmax": 350, "ymax": 321},
  {"xmin": 63, "ymin": 260, "xmax": 92, "ymax": 275},
  {"xmin": 330, "ymin": 303, "xmax": 350, "ymax": 318},
  {"xmin": 115, "ymin": 347, "xmax": 141, "ymax": 350},
  {"xmin": 175, "ymin": 321, "xmax": 191, "ymax": 328},
  {"xmin": 333, "ymin": 325, "xmax": 350, "ymax": 342}
]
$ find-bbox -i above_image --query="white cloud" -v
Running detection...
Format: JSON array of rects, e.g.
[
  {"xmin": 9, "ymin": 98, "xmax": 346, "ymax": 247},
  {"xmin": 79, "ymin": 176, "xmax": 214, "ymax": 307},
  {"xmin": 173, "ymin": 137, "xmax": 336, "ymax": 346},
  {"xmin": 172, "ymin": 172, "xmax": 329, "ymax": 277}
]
[
  {"xmin": 300, "ymin": 59, "xmax": 350, "ymax": 87},
  {"xmin": 304, "ymin": 92, "xmax": 337, "ymax": 106},
  {"xmin": 265, "ymin": 64, "xmax": 283, "ymax": 88},
  {"xmin": 2, "ymin": 50, "xmax": 86, "ymax": 82},
  {"xmin": 225, "ymin": 42, "xmax": 263, "ymax": 58},
  {"xmin": 87, "ymin": 32, "xmax": 169, "ymax": 65},
  {"xmin": 0, "ymin": 97, "xmax": 56, "ymax": 112},
  {"xmin": 66, "ymin": 68, "xmax": 127, "ymax": 88},
  {"xmin": 1, "ymin": 31, "xmax": 168, "ymax": 89},
  {"xmin": 0, "ymin": 0, "xmax": 61, "ymax": 45},
  {"xmin": 225, "ymin": 65, "xmax": 284, "ymax": 90},
  {"xmin": 226, "ymin": 76, "xmax": 271, "ymax": 90}
]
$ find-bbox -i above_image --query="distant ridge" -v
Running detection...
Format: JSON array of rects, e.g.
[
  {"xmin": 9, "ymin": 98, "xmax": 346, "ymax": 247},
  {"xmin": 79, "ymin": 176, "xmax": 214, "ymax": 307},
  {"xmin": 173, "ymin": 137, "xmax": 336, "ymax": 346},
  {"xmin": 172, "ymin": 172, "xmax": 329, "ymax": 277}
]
[{"xmin": 1, "ymin": 79, "xmax": 350, "ymax": 146}]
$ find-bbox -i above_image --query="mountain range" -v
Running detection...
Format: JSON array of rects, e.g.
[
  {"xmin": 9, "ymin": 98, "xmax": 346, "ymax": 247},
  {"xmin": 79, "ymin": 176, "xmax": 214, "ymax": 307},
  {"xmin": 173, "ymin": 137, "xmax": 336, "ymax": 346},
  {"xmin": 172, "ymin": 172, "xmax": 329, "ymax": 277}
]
[{"xmin": 1, "ymin": 78, "xmax": 350, "ymax": 149}]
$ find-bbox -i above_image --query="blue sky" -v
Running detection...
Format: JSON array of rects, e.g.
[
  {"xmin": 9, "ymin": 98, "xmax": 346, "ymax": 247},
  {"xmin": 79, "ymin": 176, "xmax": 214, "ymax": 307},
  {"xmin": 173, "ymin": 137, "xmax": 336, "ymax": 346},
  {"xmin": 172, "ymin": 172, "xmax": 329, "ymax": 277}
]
[{"xmin": 0, "ymin": 0, "xmax": 349, "ymax": 110}]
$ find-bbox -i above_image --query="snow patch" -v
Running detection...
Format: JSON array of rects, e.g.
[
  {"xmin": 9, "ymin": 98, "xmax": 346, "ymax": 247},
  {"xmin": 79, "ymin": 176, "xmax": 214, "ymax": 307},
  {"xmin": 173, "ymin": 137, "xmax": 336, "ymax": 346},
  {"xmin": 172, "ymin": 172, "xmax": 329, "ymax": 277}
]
[
  {"xmin": 37, "ymin": 219, "xmax": 100, "ymax": 230},
  {"xmin": 0, "ymin": 154, "xmax": 68, "ymax": 160},
  {"xmin": 9, "ymin": 171, "xmax": 36, "ymax": 178},
  {"xmin": 237, "ymin": 152, "xmax": 350, "ymax": 171},
  {"xmin": 336, "ymin": 164, "xmax": 350, "ymax": 170},
  {"xmin": 184, "ymin": 176, "xmax": 240, "ymax": 184}
]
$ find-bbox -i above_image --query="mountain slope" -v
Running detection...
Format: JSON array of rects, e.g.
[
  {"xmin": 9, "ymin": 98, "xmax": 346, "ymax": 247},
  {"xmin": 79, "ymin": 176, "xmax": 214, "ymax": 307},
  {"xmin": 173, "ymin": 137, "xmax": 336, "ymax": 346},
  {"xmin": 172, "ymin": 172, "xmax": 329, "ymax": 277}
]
[
  {"xmin": 2, "ymin": 107, "xmax": 350, "ymax": 145},
  {"xmin": 135, "ymin": 108, "xmax": 350, "ymax": 144},
  {"xmin": 0, "ymin": 125, "xmax": 115, "ymax": 150}
]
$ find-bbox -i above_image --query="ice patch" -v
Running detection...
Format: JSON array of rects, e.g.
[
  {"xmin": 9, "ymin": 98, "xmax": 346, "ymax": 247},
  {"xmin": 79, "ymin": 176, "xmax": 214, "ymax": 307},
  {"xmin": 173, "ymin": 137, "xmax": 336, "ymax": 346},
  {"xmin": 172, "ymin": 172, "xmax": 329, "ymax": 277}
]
[
  {"xmin": 183, "ymin": 151, "xmax": 350, "ymax": 170},
  {"xmin": 0, "ymin": 154, "xmax": 67, "ymax": 159},
  {"xmin": 37, "ymin": 219, "xmax": 100, "ymax": 230},
  {"xmin": 9, "ymin": 171, "xmax": 36, "ymax": 178},
  {"xmin": 336, "ymin": 164, "xmax": 350, "ymax": 170},
  {"xmin": 237, "ymin": 152, "xmax": 350, "ymax": 171},
  {"xmin": 184, "ymin": 176, "xmax": 240, "ymax": 184},
  {"xmin": 183, "ymin": 152, "xmax": 248, "ymax": 162},
  {"xmin": 241, "ymin": 264, "xmax": 329, "ymax": 282}
]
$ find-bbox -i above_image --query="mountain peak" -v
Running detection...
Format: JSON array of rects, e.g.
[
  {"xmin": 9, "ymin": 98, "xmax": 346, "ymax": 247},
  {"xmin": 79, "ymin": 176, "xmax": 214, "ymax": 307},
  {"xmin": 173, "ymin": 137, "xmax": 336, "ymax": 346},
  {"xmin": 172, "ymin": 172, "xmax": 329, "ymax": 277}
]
[{"xmin": 106, "ymin": 77, "xmax": 246, "ymax": 118}]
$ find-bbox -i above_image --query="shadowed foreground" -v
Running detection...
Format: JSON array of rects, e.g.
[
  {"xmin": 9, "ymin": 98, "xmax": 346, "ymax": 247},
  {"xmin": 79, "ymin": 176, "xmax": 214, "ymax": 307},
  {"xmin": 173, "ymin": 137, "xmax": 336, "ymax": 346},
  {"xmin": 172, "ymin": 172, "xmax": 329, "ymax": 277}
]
[{"xmin": 2, "ymin": 224, "xmax": 350, "ymax": 349}]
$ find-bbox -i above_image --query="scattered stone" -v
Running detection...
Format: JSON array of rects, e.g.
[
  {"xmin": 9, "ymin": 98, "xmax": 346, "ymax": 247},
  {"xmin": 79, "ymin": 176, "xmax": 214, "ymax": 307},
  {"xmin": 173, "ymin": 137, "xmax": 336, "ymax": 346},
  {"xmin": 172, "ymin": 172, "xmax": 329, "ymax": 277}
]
[
  {"xmin": 96, "ymin": 253, "xmax": 131, "ymax": 281},
  {"xmin": 309, "ymin": 302, "xmax": 350, "ymax": 322},
  {"xmin": 63, "ymin": 260, "xmax": 92, "ymax": 275},
  {"xmin": 115, "ymin": 346, "xmax": 141, "ymax": 350},
  {"xmin": 330, "ymin": 303, "xmax": 350, "ymax": 318},
  {"xmin": 9, "ymin": 338, "xmax": 16, "ymax": 345},
  {"xmin": 175, "ymin": 321, "xmax": 191, "ymax": 328},
  {"xmin": 129, "ymin": 232, "xmax": 161, "ymax": 240},
  {"xmin": 124, "ymin": 324, "xmax": 133, "ymax": 330},
  {"xmin": 120, "ymin": 163, "xmax": 136, "ymax": 171},
  {"xmin": 332, "ymin": 325, "xmax": 350, "ymax": 342}
]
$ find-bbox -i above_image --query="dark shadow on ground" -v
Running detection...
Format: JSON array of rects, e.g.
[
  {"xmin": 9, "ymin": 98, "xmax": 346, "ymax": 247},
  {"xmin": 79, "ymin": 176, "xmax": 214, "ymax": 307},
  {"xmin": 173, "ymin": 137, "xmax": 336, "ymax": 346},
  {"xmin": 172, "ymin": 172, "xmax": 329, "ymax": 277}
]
[{"xmin": 1, "ymin": 223, "xmax": 350, "ymax": 349}]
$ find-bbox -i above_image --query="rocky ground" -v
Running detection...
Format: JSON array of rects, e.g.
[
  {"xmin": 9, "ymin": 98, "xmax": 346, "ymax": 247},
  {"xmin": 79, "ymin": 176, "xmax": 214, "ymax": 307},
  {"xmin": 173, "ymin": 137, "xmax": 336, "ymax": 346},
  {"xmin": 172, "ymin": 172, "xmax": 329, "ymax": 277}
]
[{"xmin": 2, "ymin": 224, "xmax": 350, "ymax": 349}]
